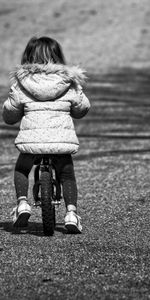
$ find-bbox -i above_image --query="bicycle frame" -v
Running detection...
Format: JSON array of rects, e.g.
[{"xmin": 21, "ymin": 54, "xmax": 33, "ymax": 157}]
[{"xmin": 33, "ymin": 155, "xmax": 62, "ymax": 207}]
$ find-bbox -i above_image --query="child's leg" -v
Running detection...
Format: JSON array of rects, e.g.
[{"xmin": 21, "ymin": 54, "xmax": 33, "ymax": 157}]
[
  {"xmin": 14, "ymin": 153, "xmax": 35, "ymax": 200},
  {"xmin": 54, "ymin": 154, "xmax": 77, "ymax": 211},
  {"xmin": 12, "ymin": 153, "xmax": 35, "ymax": 227},
  {"xmin": 53, "ymin": 154, "xmax": 82, "ymax": 233}
]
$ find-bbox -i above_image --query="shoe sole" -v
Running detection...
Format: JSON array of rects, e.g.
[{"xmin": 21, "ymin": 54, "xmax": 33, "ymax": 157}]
[
  {"xmin": 13, "ymin": 211, "xmax": 31, "ymax": 228},
  {"xmin": 65, "ymin": 222, "xmax": 82, "ymax": 234}
]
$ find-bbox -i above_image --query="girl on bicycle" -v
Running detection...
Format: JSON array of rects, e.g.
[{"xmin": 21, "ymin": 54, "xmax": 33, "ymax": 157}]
[{"xmin": 2, "ymin": 36, "xmax": 90, "ymax": 233}]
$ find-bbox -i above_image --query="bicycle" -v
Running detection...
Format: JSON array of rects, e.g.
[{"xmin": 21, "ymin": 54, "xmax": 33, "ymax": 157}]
[{"xmin": 32, "ymin": 155, "xmax": 62, "ymax": 236}]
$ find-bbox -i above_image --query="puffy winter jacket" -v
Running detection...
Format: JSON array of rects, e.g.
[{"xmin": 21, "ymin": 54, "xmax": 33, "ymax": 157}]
[{"xmin": 2, "ymin": 63, "xmax": 90, "ymax": 154}]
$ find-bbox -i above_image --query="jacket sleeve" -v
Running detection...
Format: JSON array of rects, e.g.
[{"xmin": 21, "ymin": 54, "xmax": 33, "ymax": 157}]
[
  {"xmin": 2, "ymin": 84, "xmax": 24, "ymax": 125},
  {"xmin": 70, "ymin": 85, "xmax": 90, "ymax": 119}
]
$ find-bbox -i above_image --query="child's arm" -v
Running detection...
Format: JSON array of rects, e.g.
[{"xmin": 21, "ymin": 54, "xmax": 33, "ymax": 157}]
[
  {"xmin": 70, "ymin": 85, "xmax": 90, "ymax": 119},
  {"xmin": 2, "ymin": 84, "xmax": 24, "ymax": 125}
]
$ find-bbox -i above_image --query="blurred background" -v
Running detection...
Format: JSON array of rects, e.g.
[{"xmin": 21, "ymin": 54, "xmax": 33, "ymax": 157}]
[{"xmin": 1, "ymin": 0, "xmax": 150, "ymax": 86}]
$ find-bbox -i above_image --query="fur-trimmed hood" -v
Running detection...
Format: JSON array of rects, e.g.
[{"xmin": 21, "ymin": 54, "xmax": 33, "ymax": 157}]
[{"xmin": 10, "ymin": 63, "xmax": 87, "ymax": 101}]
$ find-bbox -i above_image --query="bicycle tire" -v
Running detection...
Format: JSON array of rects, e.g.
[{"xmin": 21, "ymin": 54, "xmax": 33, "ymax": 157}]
[{"xmin": 41, "ymin": 169, "xmax": 55, "ymax": 236}]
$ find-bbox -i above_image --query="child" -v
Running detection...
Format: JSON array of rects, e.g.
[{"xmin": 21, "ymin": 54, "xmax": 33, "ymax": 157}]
[{"xmin": 2, "ymin": 36, "xmax": 90, "ymax": 233}]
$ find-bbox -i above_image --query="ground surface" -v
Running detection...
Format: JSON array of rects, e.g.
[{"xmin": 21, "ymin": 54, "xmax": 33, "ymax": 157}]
[{"xmin": 1, "ymin": 69, "xmax": 150, "ymax": 299}]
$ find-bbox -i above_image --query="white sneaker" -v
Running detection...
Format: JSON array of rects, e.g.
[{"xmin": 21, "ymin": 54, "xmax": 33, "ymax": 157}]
[
  {"xmin": 65, "ymin": 211, "xmax": 82, "ymax": 233},
  {"xmin": 11, "ymin": 198, "xmax": 31, "ymax": 227}
]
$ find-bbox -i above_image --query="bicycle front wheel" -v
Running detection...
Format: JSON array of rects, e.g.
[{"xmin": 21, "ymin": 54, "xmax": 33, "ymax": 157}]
[{"xmin": 41, "ymin": 170, "xmax": 55, "ymax": 236}]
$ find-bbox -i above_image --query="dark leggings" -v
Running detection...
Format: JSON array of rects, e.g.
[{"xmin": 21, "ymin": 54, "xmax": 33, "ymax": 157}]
[{"xmin": 14, "ymin": 153, "xmax": 77, "ymax": 208}]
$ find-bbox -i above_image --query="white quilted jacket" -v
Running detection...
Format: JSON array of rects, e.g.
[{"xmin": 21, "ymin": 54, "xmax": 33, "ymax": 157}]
[{"xmin": 2, "ymin": 63, "xmax": 90, "ymax": 154}]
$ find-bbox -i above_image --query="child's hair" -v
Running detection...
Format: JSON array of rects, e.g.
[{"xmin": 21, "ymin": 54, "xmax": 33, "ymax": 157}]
[{"xmin": 21, "ymin": 36, "xmax": 66, "ymax": 65}]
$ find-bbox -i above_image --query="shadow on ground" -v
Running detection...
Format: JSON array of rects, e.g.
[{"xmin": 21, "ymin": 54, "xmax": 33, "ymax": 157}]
[{"xmin": 0, "ymin": 221, "xmax": 68, "ymax": 236}]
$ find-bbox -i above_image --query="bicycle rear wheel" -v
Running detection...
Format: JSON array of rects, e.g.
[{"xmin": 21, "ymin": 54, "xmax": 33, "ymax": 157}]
[{"xmin": 41, "ymin": 169, "xmax": 55, "ymax": 236}]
